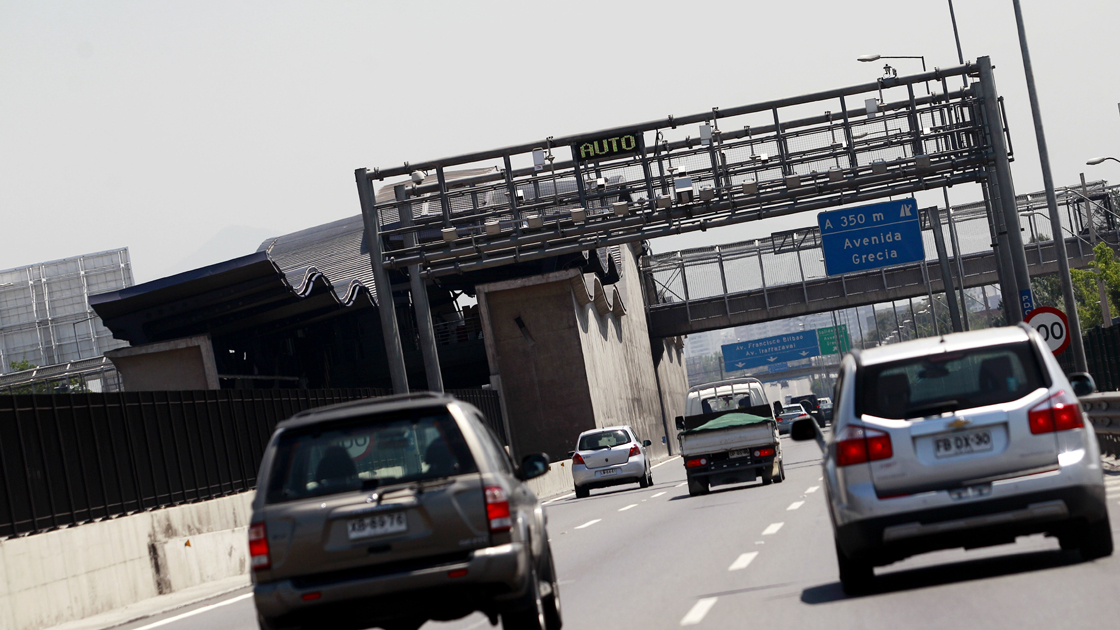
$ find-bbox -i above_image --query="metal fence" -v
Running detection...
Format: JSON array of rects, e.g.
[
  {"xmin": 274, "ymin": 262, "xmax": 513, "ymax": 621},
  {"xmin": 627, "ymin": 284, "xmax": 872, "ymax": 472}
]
[{"xmin": 0, "ymin": 387, "xmax": 504, "ymax": 538}]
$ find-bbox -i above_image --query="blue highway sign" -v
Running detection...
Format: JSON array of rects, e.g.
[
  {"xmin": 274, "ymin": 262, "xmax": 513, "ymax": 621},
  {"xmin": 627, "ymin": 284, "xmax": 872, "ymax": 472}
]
[
  {"xmin": 818, "ymin": 198, "xmax": 925, "ymax": 276},
  {"xmin": 722, "ymin": 331, "xmax": 821, "ymax": 372}
]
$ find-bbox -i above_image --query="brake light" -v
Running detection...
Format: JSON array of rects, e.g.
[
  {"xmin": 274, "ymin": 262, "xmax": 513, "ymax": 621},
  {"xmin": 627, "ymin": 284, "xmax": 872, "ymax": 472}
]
[
  {"xmin": 836, "ymin": 426, "xmax": 893, "ymax": 467},
  {"xmin": 685, "ymin": 457, "xmax": 708, "ymax": 468},
  {"xmin": 628, "ymin": 444, "xmax": 640, "ymax": 458},
  {"xmin": 1029, "ymin": 391, "xmax": 1084, "ymax": 434},
  {"xmin": 572, "ymin": 453, "xmax": 585, "ymax": 465},
  {"xmin": 485, "ymin": 486, "xmax": 511, "ymax": 533},
  {"xmin": 249, "ymin": 522, "xmax": 270, "ymax": 570},
  {"xmin": 753, "ymin": 448, "xmax": 775, "ymax": 458}
]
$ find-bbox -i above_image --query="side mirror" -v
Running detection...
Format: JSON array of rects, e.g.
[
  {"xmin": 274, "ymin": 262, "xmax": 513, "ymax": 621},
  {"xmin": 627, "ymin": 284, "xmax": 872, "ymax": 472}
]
[
  {"xmin": 566, "ymin": 451, "xmax": 576, "ymax": 459},
  {"xmin": 1069, "ymin": 372, "xmax": 1097, "ymax": 397},
  {"xmin": 675, "ymin": 415, "xmax": 685, "ymax": 431},
  {"xmin": 642, "ymin": 439, "xmax": 652, "ymax": 447},
  {"xmin": 790, "ymin": 418, "xmax": 820, "ymax": 444},
  {"xmin": 520, "ymin": 453, "xmax": 551, "ymax": 480},
  {"xmin": 772, "ymin": 401, "xmax": 783, "ymax": 417}
]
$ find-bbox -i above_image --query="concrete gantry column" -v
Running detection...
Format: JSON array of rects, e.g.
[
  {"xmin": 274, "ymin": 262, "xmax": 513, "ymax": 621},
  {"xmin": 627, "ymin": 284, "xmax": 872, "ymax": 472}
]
[{"xmin": 356, "ymin": 168, "xmax": 409, "ymax": 394}]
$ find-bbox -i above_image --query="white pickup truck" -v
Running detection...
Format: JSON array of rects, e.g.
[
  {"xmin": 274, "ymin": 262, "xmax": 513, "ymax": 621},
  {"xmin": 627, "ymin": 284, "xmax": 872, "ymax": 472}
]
[{"xmin": 675, "ymin": 378, "xmax": 784, "ymax": 497}]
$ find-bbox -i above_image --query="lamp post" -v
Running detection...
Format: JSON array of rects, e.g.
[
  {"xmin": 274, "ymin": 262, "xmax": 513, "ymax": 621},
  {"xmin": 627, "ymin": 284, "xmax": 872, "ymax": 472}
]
[
  {"xmin": 858, "ymin": 54, "xmax": 929, "ymax": 94},
  {"xmin": 1011, "ymin": 0, "xmax": 1087, "ymax": 372},
  {"xmin": 1087, "ymin": 157, "xmax": 1120, "ymax": 167}
]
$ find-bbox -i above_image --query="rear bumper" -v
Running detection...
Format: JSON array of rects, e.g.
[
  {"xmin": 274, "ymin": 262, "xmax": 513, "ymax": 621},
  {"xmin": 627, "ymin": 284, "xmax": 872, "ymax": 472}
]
[
  {"xmin": 836, "ymin": 483, "xmax": 1108, "ymax": 564},
  {"xmin": 687, "ymin": 454, "xmax": 775, "ymax": 487},
  {"xmin": 254, "ymin": 543, "xmax": 527, "ymax": 627},
  {"xmin": 572, "ymin": 457, "xmax": 645, "ymax": 489}
]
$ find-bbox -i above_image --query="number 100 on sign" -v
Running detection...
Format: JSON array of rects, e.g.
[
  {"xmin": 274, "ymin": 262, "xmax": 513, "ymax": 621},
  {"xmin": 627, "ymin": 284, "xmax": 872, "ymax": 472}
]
[{"xmin": 1023, "ymin": 306, "xmax": 1070, "ymax": 356}]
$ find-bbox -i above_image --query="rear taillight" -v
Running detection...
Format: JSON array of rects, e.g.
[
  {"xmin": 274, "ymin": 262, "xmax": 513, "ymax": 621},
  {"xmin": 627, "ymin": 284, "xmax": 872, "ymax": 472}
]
[
  {"xmin": 685, "ymin": 457, "xmax": 708, "ymax": 468},
  {"xmin": 572, "ymin": 453, "xmax": 585, "ymax": 465},
  {"xmin": 485, "ymin": 486, "xmax": 511, "ymax": 533},
  {"xmin": 836, "ymin": 425, "xmax": 893, "ymax": 467},
  {"xmin": 1029, "ymin": 391, "xmax": 1084, "ymax": 434},
  {"xmin": 628, "ymin": 444, "xmax": 640, "ymax": 458},
  {"xmin": 753, "ymin": 448, "xmax": 775, "ymax": 458},
  {"xmin": 249, "ymin": 522, "xmax": 270, "ymax": 570}
]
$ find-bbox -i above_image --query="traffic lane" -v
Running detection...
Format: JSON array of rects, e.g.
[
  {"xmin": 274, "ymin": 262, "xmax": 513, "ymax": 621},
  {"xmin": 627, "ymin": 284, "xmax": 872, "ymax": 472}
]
[
  {"xmin": 111, "ymin": 589, "xmax": 255, "ymax": 630},
  {"xmin": 693, "ymin": 465, "xmax": 1120, "ymax": 629},
  {"xmin": 429, "ymin": 438, "xmax": 824, "ymax": 629},
  {"xmin": 536, "ymin": 438, "xmax": 826, "ymax": 630}
]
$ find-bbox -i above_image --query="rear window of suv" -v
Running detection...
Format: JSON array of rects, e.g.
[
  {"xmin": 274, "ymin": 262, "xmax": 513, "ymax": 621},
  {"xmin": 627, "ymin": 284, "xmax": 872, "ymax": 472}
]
[
  {"xmin": 265, "ymin": 409, "xmax": 478, "ymax": 504},
  {"xmin": 856, "ymin": 341, "xmax": 1046, "ymax": 420}
]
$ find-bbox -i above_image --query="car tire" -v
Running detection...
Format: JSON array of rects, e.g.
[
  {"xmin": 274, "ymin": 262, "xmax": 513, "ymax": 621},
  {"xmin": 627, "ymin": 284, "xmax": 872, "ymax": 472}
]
[
  {"xmin": 639, "ymin": 468, "xmax": 650, "ymax": 489},
  {"xmin": 1077, "ymin": 515, "xmax": 1114, "ymax": 561},
  {"xmin": 687, "ymin": 476, "xmax": 709, "ymax": 497},
  {"xmin": 835, "ymin": 540, "xmax": 874, "ymax": 596},
  {"xmin": 541, "ymin": 543, "xmax": 563, "ymax": 630},
  {"xmin": 775, "ymin": 460, "xmax": 786, "ymax": 483},
  {"xmin": 574, "ymin": 485, "xmax": 589, "ymax": 499},
  {"xmin": 761, "ymin": 467, "xmax": 773, "ymax": 486},
  {"xmin": 502, "ymin": 550, "xmax": 547, "ymax": 630},
  {"xmin": 646, "ymin": 469, "xmax": 654, "ymax": 487}
]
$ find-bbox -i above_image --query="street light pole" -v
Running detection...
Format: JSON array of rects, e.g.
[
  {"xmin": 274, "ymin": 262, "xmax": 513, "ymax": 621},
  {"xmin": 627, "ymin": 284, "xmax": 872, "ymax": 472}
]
[{"xmin": 1011, "ymin": 0, "xmax": 1087, "ymax": 371}]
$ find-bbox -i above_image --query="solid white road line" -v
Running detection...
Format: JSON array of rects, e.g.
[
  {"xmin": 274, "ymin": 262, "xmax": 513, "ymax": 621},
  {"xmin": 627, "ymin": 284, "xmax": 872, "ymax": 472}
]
[
  {"xmin": 131, "ymin": 594, "xmax": 253, "ymax": 630},
  {"xmin": 728, "ymin": 551, "xmax": 759, "ymax": 571},
  {"xmin": 575, "ymin": 519, "xmax": 601, "ymax": 529},
  {"xmin": 762, "ymin": 522, "xmax": 784, "ymax": 535},
  {"xmin": 787, "ymin": 501, "xmax": 805, "ymax": 511},
  {"xmin": 543, "ymin": 493, "xmax": 575, "ymax": 505},
  {"xmin": 653, "ymin": 456, "xmax": 681, "ymax": 469},
  {"xmin": 676, "ymin": 482, "xmax": 688, "ymax": 488},
  {"xmin": 680, "ymin": 598, "xmax": 718, "ymax": 626},
  {"xmin": 619, "ymin": 504, "xmax": 638, "ymax": 511},
  {"xmin": 652, "ymin": 491, "xmax": 667, "ymax": 498},
  {"xmin": 805, "ymin": 486, "xmax": 820, "ymax": 493}
]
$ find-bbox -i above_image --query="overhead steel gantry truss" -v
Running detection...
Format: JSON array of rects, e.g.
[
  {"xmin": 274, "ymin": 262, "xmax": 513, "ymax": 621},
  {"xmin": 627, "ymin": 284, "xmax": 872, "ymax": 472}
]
[{"xmin": 354, "ymin": 57, "xmax": 1026, "ymax": 393}]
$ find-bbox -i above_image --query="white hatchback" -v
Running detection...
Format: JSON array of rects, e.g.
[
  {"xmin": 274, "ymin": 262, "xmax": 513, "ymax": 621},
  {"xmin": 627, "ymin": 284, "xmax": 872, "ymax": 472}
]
[
  {"xmin": 570, "ymin": 426, "xmax": 653, "ymax": 499},
  {"xmin": 792, "ymin": 324, "xmax": 1112, "ymax": 594}
]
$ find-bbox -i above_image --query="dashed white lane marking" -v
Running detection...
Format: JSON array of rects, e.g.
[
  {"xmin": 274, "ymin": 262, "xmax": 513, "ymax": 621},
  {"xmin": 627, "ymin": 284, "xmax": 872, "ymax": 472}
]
[
  {"xmin": 787, "ymin": 501, "xmax": 805, "ymax": 511},
  {"xmin": 676, "ymin": 482, "xmax": 688, "ymax": 488},
  {"xmin": 619, "ymin": 504, "xmax": 638, "ymax": 511},
  {"xmin": 652, "ymin": 491, "xmax": 667, "ymax": 498},
  {"xmin": 132, "ymin": 593, "xmax": 253, "ymax": 630},
  {"xmin": 728, "ymin": 551, "xmax": 759, "ymax": 571},
  {"xmin": 680, "ymin": 597, "xmax": 718, "ymax": 626},
  {"xmin": 543, "ymin": 493, "xmax": 575, "ymax": 505},
  {"xmin": 762, "ymin": 522, "xmax": 784, "ymax": 535},
  {"xmin": 806, "ymin": 486, "xmax": 820, "ymax": 493},
  {"xmin": 818, "ymin": 476, "xmax": 824, "ymax": 481},
  {"xmin": 575, "ymin": 519, "xmax": 601, "ymax": 529},
  {"xmin": 653, "ymin": 456, "xmax": 681, "ymax": 469}
]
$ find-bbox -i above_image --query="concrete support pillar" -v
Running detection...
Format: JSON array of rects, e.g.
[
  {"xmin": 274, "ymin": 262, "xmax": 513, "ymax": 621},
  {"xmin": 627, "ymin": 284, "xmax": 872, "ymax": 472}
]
[{"xmin": 396, "ymin": 185, "xmax": 444, "ymax": 392}]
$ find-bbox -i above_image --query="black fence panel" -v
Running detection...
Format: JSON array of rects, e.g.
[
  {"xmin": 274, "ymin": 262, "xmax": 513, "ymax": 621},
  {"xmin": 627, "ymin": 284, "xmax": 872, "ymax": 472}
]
[{"xmin": 0, "ymin": 386, "xmax": 503, "ymax": 538}]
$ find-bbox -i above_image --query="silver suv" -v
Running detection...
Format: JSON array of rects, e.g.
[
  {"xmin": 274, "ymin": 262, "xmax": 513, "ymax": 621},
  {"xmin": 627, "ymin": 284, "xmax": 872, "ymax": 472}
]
[
  {"xmin": 792, "ymin": 324, "xmax": 1112, "ymax": 594},
  {"xmin": 250, "ymin": 393, "xmax": 562, "ymax": 630}
]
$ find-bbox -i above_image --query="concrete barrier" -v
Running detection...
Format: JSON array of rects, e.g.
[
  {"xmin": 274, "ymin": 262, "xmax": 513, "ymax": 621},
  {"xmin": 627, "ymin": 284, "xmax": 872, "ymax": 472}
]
[
  {"xmin": 0, "ymin": 492, "xmax": 253, "ymax": 630},
  {"xmin": 527, "ymin": 459, "xmax": 575, "ymax": 499}
]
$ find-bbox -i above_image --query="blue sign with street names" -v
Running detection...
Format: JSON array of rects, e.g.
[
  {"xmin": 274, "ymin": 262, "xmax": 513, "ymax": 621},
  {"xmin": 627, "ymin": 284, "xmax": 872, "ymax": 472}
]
[
  {"xmin": 818, "ymin": 198, "xmax": 926, "ymax": 276},
  {"xmin": 722, "ymin": 331, "xmax": 821, "ymax": 372}
]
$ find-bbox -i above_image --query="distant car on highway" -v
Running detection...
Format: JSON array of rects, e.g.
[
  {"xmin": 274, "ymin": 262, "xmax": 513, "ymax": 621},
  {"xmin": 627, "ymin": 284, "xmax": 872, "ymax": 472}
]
[
  {"xmin": 570, "ymin": 426, "xmax": 652, "ymax": 498},
  {"xmin": 776, "ymin": 403, "xmax": 812, "ymax": 434},
  {"xmin": 250, "ymin": 392, "xmax": 561, "ymax": 630},
  {"xmin": 818, "ymin": 397, "xmax": 833, "ymax": 423},
  {"xmin": 791, "ymin": 324, "xmax": 1112, "ymax": 595}
]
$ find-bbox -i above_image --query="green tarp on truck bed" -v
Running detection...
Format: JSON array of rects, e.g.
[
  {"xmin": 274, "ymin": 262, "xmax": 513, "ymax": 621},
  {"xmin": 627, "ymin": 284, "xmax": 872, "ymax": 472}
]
[{"xmin": 680, "ymin": 412, "xmax": 771, "ymax": 435}]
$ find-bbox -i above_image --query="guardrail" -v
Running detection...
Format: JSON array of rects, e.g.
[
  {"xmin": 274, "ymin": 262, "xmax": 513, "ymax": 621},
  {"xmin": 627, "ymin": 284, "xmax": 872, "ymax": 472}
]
[{"xmin": 1079, "ymin": 392, "xmax": 1120, "ymax": 458}]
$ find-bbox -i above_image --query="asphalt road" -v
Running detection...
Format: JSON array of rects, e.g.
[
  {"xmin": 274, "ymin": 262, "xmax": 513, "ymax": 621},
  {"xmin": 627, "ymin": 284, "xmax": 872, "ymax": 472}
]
[{"xmin": 114, "ymin": 437, "xmax": 1120, "ymax": 630}]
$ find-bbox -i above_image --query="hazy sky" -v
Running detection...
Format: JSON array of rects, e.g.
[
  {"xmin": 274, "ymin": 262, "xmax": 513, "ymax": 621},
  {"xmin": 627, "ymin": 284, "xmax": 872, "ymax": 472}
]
[{"xmin": 3, "ymin": 1, "xmax": 1118, "ymax": 283}]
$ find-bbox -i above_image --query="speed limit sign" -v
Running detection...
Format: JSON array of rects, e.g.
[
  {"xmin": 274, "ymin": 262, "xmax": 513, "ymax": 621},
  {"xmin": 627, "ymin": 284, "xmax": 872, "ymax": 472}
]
[{"xmin": 1024, "ymin": 306, "xmax": 1070, "ymax": 355}]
